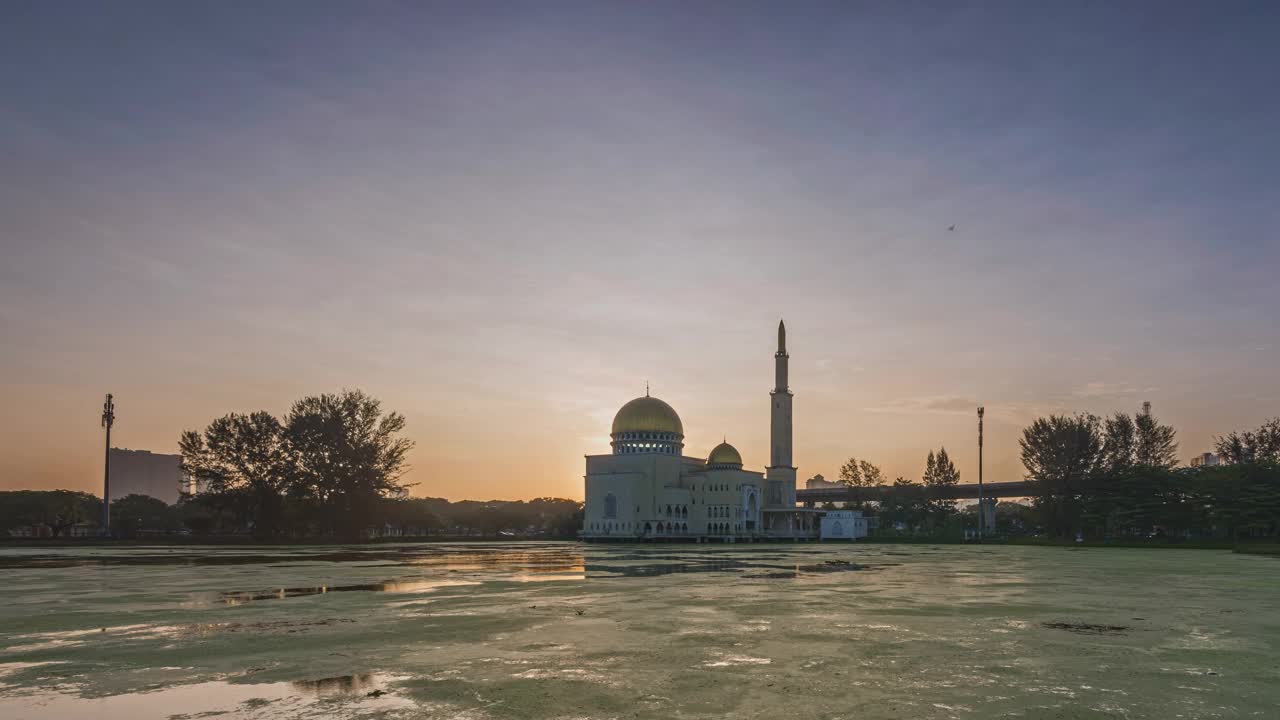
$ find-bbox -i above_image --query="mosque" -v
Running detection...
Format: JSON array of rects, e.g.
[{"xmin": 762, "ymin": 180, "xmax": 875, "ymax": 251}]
[{"xmin": 583, "ymin": 320, "xmax": 858, "ymax": 541}]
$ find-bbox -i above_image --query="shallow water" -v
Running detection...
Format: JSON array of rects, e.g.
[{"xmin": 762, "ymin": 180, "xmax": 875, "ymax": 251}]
[{"xmin": 1, "ymin": 542, "xmax": 1277, "ymax": 719}]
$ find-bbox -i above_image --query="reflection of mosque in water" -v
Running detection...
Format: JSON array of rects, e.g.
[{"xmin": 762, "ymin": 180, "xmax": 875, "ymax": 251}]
[{"xmin": 582, "ymin": 321, "xmax": 866, "ymax": 542}]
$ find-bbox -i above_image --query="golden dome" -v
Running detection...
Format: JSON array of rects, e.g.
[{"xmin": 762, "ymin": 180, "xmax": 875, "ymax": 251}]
[
  {"xmin": 706, "ymin": 441, "xmax": 743, "ymax": 466},
  {"xmin": 611, "ymin": 396, "xmax": 684, "ymax": 436}
]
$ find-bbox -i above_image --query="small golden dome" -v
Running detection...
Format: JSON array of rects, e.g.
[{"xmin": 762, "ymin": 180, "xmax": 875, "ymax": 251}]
[
  {"xmin": 611, "ymin": 396, "xmax": 684, "ymax": 436},
  {"xmin": 706, "ymin": 441, "xmax": 743, "ymax": 467}
]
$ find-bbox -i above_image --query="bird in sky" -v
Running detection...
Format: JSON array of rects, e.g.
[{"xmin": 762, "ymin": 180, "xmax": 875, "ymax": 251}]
[{"xmin": 948, "ymin": 225, "xmax": 956, "ymax": 231}]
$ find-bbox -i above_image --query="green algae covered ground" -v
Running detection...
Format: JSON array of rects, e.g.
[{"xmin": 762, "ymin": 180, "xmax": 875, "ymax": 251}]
[{"xmin": 1, "ymin": 543, "xmax": 1277, "ymax": 719}]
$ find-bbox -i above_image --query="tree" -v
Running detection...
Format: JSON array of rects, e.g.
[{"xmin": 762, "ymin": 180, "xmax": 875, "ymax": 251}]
[
  {"xmin": 1100, "ymin": 403, "xmax": 1177, "ymax": 472},
  {"xmin": 285, "ymin": 389, "xmax": 414, "ymax": 537},
  {"xmin": 1019, "ymin": 413, "xmax": 1103, "ymax": 537},
  {"xmin": 0, "ymin": 490, "xmax": 101, "ymax": 537},
  {"xmin": 836, "ymin": 457, "xmax": 884, "ymax": 513},
  {"xmin": 380, "ymin": 497, "xmax": 445, "ymax": 536},
  {"xmin": 179, "ymin": 411, "xmax": 290, "ymax": 537},
  {"xmin": 1215, "ymin": 418, "xmax": 1280, "ymax": 465},
  {"xmin": 1101, "ymin": 412, "xmax": 1136, "ymax": 472},
  {"xmin": 110, "ymin": 494, "xmax": 177, "ymax": 537},
  {"xmin": 878, "ymin": 477, "xmax": 930, "ymax": 533},
  {"xmin": 1134, "ymin": 401, "xmax": 1178, "ymax": 469},
  {"xmin": 922, "ymin": 447, "xmax": 960, "ymax": 523},
  {"xmin": 837, "ymin": 457, "xmax": 885, "ymax": 487}
]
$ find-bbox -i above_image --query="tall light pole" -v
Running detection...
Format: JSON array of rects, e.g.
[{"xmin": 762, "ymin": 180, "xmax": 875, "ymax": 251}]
[
  {"xmin": 101, "ymin": 394, "xmax": 115, "ymax": 536},
  {"xmin": 977, "ymin": 406, "xmax": 985, "ymax": 541}
]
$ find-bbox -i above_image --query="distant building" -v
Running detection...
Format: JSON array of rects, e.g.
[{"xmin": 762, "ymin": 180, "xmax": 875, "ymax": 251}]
[
  {"xmin": 109, "ymin": 448, "xmax": 187, "ymax": 505},
  {"xmin": 1190, "ymin": 452, "xmax": 1222, "ymax": 468},
  {"xmin": 806, "ymin": 474, "xmax": 842, "ymax": 489}
]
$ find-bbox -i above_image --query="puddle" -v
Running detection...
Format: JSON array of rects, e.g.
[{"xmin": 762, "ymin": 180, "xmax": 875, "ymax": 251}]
[
  {"xmin": 290, "ymin": 672, "xmax": 388, "ymax": 696},
  {"xmin": 0, "ymin": 673, "xmax": 411, "ymax": 720}
]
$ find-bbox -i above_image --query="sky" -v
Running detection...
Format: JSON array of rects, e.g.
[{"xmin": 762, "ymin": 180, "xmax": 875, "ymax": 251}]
[{"xmin": 2, "ymin": 2, "xmax": 1278, "ymax": 501}]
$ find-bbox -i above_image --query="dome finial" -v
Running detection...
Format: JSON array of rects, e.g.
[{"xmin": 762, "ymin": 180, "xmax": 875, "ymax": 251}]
[{"xmin": 778, "ymin": 318, "xmax": 786, "ymax": 353}]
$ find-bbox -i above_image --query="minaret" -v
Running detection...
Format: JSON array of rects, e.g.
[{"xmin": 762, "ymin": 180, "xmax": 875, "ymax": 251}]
[{"xmin": 766, "ymin": 319, "xmax": 796, "ymax": 507}]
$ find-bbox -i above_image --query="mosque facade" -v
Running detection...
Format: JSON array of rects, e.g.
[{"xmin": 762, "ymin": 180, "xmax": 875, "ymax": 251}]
[{"xmin": 582, "ymin": 320, "xmax": 822, "ymax": 541}]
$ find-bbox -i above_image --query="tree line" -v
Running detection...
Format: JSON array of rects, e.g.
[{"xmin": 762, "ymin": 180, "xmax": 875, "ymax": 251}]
[
  {"xmin": 176, "ymin": 389, "xmax": 586, "ymax": 539},
  {"xmin": 830, "ymin": 448, "xmax": 964, "ymax": 534},
  {"xmin": 0, "ymin": 389, "xmax": 580, "ymax": 541},
  {"xmin": 1019, "ymin": 408, "xmax": 1279, "ymax": 539},
  {"xmin": 0, "ymin": 490, "xmax": 582, "ymax": 540},
  {"xmin": 831, "ymin": 405, "xmax": 1280, "ymax": 541},
  {"xmin": 176, "ymin": 389, "xmax": 413, "ymax": 537}
]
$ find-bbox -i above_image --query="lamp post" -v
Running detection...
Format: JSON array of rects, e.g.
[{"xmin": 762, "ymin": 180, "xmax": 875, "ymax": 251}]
[
  {"xmin": 977, "ymin": 406, "xmax": 984, "ymax": 541},
  {"xmin": 101, "ymin": 394, "xmax": 115, "ymax": 536}
]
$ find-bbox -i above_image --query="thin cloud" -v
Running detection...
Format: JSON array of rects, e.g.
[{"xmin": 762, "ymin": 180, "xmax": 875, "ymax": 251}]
[
  {"xmin": 866, "ymin": 395, "xmax": 980, "ymax": 415},
  {"xmin": 1071, "ymin": 382, "xmax": 1159, "ymax": 399}
]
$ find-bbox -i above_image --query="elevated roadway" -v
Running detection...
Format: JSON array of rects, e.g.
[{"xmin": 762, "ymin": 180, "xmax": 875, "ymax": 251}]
[{"xmin": 796, "ymin": 480, "xmax": 1031, "ymax": 504}]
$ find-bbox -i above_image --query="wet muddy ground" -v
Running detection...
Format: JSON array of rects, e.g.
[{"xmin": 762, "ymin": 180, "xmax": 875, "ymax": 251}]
[{"xmin": 1, "ymin": 543, "xmax": 1277, "ymax": 718}]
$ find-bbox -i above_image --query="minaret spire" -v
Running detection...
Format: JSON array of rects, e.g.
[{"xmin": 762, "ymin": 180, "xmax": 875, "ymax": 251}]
[
  {"xmin": 767, "ymin": 319, "xmax": 796, "ymax": 506},
  {"xmin": 773, "ymin": 318, "xmax": 789, "ymax": 393}
]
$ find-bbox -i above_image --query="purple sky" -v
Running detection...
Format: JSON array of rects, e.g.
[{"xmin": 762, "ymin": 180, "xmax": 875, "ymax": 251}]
[{"xmin": 3, "ymin": 2, "xmax": 1278, "ymax": 500}]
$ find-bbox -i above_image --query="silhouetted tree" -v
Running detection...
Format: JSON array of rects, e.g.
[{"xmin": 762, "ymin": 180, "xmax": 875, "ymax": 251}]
[
  {"xmin": 0, "ymin": 490, "xmax": 100, "ymax": 537},
  {"xmin": 836, "ymin": 457, "xmax": 884, "ymax": 513},
  {"xmin": 1020, "ymin": 413, "xmax": 1103, "ymax": 537},
  {"xmin": 1134, "ymin": 401, "xmax": 1178, "ymax": 468},
  {"xmin": 838, "ymin": 457, "xmax": 884, "ymax": 487},
  {"xmin": 1100, "ymin": 403, "xmax": 1177, "ymax": 472},
  {"xmin": 110, "ymin": 494, "xmax": 178, "ymax": 537},
  {"xmin": 1215, "ymin": 418, "xmax": 1280, "ymax": 464},
  {"xmin": 922, "ymin": 447, "xmax": 960, "ymax": 523},
  {"xmin": 1101, "ymin": 412, "xmax": 1137, "ymax": 472},
  {"xmin": 878, "ymin": 477, "xmax": 930, "ymax": 532},
  {"xmin": 179, "ymin": 411, "xmax": 290, "ymax": 537},
  {"xmin": 285, "ymin": 389, "xmax": 413, "ymax": 537}
]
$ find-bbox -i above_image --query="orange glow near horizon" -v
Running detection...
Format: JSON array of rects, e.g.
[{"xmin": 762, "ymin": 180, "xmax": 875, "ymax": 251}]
[{"xmin": 1, "ymin": 317, "xmax": 1264, "ymax": 501}]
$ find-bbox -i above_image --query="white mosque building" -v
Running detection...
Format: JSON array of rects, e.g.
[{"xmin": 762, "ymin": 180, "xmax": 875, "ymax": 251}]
[{"xmin": 583, "ymin": 320, "xmax": 838, "ymax": 542}]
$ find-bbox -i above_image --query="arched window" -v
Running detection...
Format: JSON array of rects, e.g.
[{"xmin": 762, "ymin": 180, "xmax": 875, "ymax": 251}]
[{"xmin": 604, "ymin": 494, "xmax": 617, "ymax": 520}]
